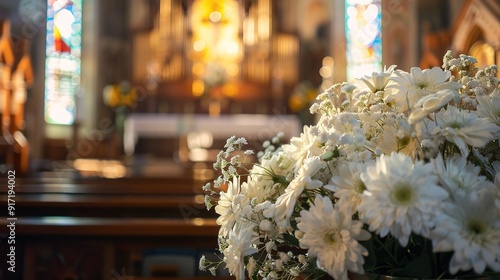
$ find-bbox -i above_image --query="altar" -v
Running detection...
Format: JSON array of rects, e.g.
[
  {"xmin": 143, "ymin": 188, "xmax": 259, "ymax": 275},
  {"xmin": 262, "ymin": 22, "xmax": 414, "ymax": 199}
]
[{"xmin": 123, "ymin": 113, "xmax": 302, "ymax": 156}]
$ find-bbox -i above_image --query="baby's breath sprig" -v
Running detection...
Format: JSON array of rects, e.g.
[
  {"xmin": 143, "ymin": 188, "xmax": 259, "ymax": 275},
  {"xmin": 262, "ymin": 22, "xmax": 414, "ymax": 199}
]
[
  {"xmin": 199, "ymin": 254, "xmax": 226, "ymax": 276},
  {"xmin": 257, "ymin": 132, "xmax": 285, "ymax": 161},
  {"xmin": 203, "ymin": 136, "xmax": 254, "ymax": 210},
  {"xmin": 213, "ymin": 136, "xmax": 254, "ymax": 185}
]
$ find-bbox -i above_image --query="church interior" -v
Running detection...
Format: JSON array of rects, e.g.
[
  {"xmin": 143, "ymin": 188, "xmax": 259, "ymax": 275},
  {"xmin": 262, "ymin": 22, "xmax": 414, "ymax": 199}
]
[{"xmin": 0, "ymin": 0, "xmax": 499, "ymax": 279}]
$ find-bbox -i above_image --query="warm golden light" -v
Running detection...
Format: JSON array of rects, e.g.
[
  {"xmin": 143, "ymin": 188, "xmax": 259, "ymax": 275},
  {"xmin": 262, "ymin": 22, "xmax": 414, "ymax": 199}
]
[
  {"xmin": 209, "ymin": 11, "xmax": 222, "ymax": 23},
  {"xmin": 192, "ymin": 79, "xmax": 205, "ymax": 96},
  {"xmin": 72, "ymin": 159, "xmax": 127, "ymax": 178},
  {"xmin": 192, "ymin": 63, "xmax": 205, "ymax": 76},
  {"xmin": 192, "ymin": 218, "xmax": 205, "ymax": 226},
  {"xmin": 190, "ymin": 0, "xmax": 241, "ymax": 87},
  {"xmin": 319, "ymin": 66, "xmax": 332, "ymax": 78},
  {"xmin": 194, "ymin": 195, "xmax": 205, "ymax": 204},
  {"xmin": 223, "ymin": 83, "xmax": 238, "ymax": 97},
  {"xmin": 226, "ymin": 41, "xmax": 239, "ymax": 55},
  {"xmin": 323, "ymin": 56, "xmax": 334, "ymax": 65},
  {"xmin": 226, "ymin": 63, "xmax": 239, "ymax": 76},
  {"xmin": 193, "ymin": 40, "xmax": 206, "ymax": 52}
]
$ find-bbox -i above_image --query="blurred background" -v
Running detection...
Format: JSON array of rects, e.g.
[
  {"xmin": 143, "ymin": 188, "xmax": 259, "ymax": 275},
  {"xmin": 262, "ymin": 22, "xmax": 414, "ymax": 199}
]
[{"xmin": 0, "ymin": 0, "xmax": 498, "ymax": 177}]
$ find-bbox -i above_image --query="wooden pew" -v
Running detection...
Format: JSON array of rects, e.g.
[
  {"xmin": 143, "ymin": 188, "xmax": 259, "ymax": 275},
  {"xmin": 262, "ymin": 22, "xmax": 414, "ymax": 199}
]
[
  {"xmin": 0, "ymin": 217, "xmax": 222, "ymax": 279},
  {"xmin": 0, "ymin": 176, "xmax": 226, "ymax": 279},
  {"xmin": 9, "ymin": 177, "xmax": 212, "ymax": 218},
  {"xmin": 9, "ymin": 216, "xmax": 219, "ymax": 237}
]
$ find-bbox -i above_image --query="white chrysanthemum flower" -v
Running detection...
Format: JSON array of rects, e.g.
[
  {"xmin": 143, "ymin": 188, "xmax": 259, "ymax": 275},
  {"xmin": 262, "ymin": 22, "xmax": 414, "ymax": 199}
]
[
  {"xmin": 223, "ymin": 221, "xmax": 259, "ymax": 280},
  {"xmin": 297, "ymin": 195, "xmax": 370, "ymax": 280},
  {"xmin": 477, "ymin": 93, "xmax": 500, "ymax": 125},
  {"xmin": 408, "ymin": 89, "xmax": 458, "ymax": 125},
  {"xmin": 282, "ymin": 125, "xmax": 323, "ymax": 169},
  {"xmin": 247, "ymin": 152, "xmax": 294, "ymax": 203},
  {"xmin": 431, "ymin": 194, "xmax": 500, "ymax": 275},
  {"xmin": 325, "ymin": 160, "xmax": 374, "ymax": 213},
  {"xmin": 357, "ymin": 65, "xmax": 397, "ymax": 93},
  {"xmin": 354, "ymin": 65, "xmax": 397, "ymax": 107},
  {"xmin": 215, "ymin": 177, "xmax": 248, "ymax": 236},
  {"xmin": 386, "ymin": 67, "xmax": 461, "ymax": 113},
  {"xmin": 358, "ymin": 152, "xmax": 448, "ymax": 246},
  {"xmin": 366, "ymin": 113, "xmax": 419, "ymax": 158},
  {"xmin": 274, "ymin": 156, "xmax": 324, "ymax": 227},
  {"xmin": 435, "ymin": 106, "xmax": 499, "ymax": 157},
  {"xmin": 432, "ymin": 153, "xmax": 490, "ymax": 199}
]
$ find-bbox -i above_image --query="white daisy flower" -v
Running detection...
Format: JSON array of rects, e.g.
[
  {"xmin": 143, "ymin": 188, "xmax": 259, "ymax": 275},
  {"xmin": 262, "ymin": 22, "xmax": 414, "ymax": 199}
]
[
  {"xmin": 274, "ymin": 156, "xmax": 324, "ymax": 227},
  {"xmin": 215, "ymin": 177, "xmax": 248, "ymax": 236},
  {"xmin": 243, "ymin": 177, "xmax": 273, "ymax": 205},
  {"xmin": 357, "ymin": 65, "xmax": 397, "ymax": 93},
  {"xmin": 223, "ymin": 221, "xmax": 259, "ymax": 280},
  {"xmin": 358, "ymin": 152, "xmax": 448, "ymax": 246},
  {"xmin": 431, "ymin": 194, "xmax": 500, "ymax": 275},
  {"xmin": 408, "ymin": 89, "xmax": 458, "ymax": 125},
  {"xmin": 435, "ymin": 106, "xmax": 499, "ymax": 157},
  {"xmin": 365, "ymin": 113, "xmax": 419, "ymax": 158},
  {"xmin": 386, "ymin": 67, "xmax": 461, "ymax": 113},
  {"xmin": 432, "ymin": 153, "xmax": 490, "ymax": 199},
  {"xmin": 354, "ymin": 65, "xmax": 397, "ymax": 107},
  {"xmin": 282, "ymin": 125, "xmax": 323, "ymax": 169},
  {"xmin": 477, "ymin": 92, "xmax": 500, "ymax": 126},
  {"xmin": 297, "ymin": 195, "xmax": 370, "ymax": 280},
  {"xmin": 325, "ymin": 160, "xmax": 374, "ymax": 213}
]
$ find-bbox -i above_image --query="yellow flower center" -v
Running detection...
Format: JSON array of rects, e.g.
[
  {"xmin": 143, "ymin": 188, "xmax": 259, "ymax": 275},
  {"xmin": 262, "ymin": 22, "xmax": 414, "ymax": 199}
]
[
  {"xmin": 391, "ymin": 183, "xmax": 414, "ymax": 205},
  {"xmin": 324, "ymin": 230, "xmax": 341, "ymax": 247},
  {"xmin": 449, "ymin": 122, "xmax": 462, "ymax": 129},
  {"xmin": 399, "ymin": 136, "xmax": 410, "ymax": 146},
  {"xmin": 355, "ymin": 178, "xmax": 366, "ymax": 194},
  {"xmin": 467, "ymin": 219, "xmax": 487, "ymax": 235},
  {"xmin": 416, "ymin": 82, "xmax": 429, "ymax": 89}
]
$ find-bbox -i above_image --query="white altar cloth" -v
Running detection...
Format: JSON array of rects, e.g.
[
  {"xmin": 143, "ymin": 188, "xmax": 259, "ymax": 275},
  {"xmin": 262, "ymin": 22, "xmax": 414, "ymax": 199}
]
[{"xmin": 124, "ymin": 114, "xmax": 302, "ymax": 155}]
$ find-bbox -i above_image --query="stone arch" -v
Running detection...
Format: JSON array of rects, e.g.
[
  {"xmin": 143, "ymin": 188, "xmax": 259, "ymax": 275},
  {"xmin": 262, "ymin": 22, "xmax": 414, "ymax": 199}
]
[{"xmin": 451, "ymin": 0, "xmax": 500, "ymax": 62}]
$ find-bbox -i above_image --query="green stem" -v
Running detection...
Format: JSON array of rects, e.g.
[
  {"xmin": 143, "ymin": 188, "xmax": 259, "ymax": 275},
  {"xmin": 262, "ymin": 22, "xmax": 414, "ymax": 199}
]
[{"xmin": 373, "ymin": 235, "xmax": 398, "ymax": 265}]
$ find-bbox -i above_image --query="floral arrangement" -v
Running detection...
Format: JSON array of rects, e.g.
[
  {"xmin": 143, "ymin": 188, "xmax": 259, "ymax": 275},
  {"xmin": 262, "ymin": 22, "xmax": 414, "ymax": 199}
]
[
  {"xmin": 200, "ymin": 51, "xmax": 500, "ymax": 280},
  {"xmin": 103, "ymin": 80, "xmax": 137, "ymax": 108}
]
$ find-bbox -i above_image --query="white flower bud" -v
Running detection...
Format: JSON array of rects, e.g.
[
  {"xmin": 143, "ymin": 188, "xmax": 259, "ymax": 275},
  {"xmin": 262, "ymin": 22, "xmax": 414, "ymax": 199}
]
[
  {"xmin": 279, "ymin": 252, "xmax": 289, "ymax": 263},
  {"xmin": 265, "ymin": 241, "xmax": 276, "ymax": 253},
  {"xmin": 274, "ymin": 260, "xmax": 283, "ymax": 271},
  {"xmin": 199, "ymin": 255, "xmax": 207, "ymax": 270},
  {"xmin": 259, "ymin": 219, "xmax": 272, "ymax": 231},
  {"xmin": 262, "ymin": 205, "xmax": 276, "ymax": 218},
  {"xmin": 247, "ymin": 257, "xmax": 257, "ymax": 276}
]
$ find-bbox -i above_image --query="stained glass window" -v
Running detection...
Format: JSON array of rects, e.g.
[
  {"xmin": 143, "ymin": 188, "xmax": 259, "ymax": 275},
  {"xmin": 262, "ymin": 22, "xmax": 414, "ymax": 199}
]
[
  {"xmin": 345, "ymin": 0, "xmax": 382, "ymax": 81},
  {"xmin": 44, "ymin": 0, "xmax": 82, "ymax": 125}
]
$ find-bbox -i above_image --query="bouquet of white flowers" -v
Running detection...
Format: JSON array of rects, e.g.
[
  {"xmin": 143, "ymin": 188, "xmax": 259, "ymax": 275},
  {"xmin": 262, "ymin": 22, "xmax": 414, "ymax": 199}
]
[{"xmin": 200, "ymin": 51, "xmax": 500, "ymax": 280}]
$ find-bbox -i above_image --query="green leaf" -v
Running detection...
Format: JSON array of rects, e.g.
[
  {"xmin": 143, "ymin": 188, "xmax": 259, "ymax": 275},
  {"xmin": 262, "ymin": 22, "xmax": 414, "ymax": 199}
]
[
  {"xmin": 404, "ymin": 252, "xmax": 433, "ymax": 279},
  {"xmin": 360, "ymin": 239, "xmax": 377, "ymax": 270},
  {"xmin": 282, "ymin": 232, "xmax": 300, "ymax": 247}
]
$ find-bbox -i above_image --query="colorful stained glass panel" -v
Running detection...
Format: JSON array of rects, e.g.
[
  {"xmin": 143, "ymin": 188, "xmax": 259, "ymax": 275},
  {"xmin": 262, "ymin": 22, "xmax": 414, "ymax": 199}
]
[
  {"xmin": 44, "ymin": 0, "xmax": 82, "ymax": 125},
  {"xmin": 345, "ymin": 0, "xmax": 382, "ymax": 81}
]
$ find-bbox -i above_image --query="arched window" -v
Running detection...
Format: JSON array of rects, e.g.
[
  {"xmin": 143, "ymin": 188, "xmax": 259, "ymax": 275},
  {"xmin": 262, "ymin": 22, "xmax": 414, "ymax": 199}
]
[
  {"xmin": 44, "ymin": 0, "xmax": 82, "ymax": 125},
  {"xmin": 345, "ymin": 0, "xmax": 382, "ymax": 81}
]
